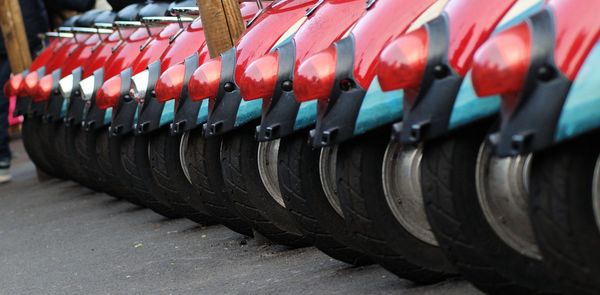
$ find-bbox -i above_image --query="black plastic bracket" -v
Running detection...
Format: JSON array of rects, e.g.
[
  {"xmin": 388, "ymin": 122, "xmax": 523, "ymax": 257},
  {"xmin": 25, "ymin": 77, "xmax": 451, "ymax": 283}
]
[
  {"xmin": 494, "ymin": 9, "xmax": 571, "ymax": 156},
  {"xmin": 170, "ymin": 52, "xmax": 200, "ymax": 135},
  {"xmin": 42, "ymin": 69, "xmax": 65, "ymax": 123},
  {"xmin": 203, "ymin": 47, "xmax": 241, "ymax": 137},
  {"xmin": 81, "ymin": 68, "xmax": 106, "ymax": 131},
  {"xmin": 108, "ymin": 68, "xmax": 135, "ymax": 136},
  {"xmin": 63, "ymin": 67, "xmax": 84, "ymax": 127},
  {"xmin": 309, "ymin": 36, "xmax": 367, "ymax": 148},
  {"xmin": 395, "ymin": 14, "xmax": 464, "ymax": 145},
  {"xmin": 134, "ymin": 60, "xmax": 163, "ymax": 135},
  {"xmin": 255, "ymin": 40, "xmax": 300, "ymax": 141}
]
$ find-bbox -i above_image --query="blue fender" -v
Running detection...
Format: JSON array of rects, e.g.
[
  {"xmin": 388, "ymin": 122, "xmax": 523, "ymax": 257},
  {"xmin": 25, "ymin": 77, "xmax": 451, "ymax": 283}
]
[
  {"xmin": 158, "ymin": 99, "xmax": 175, "ymax": 127},
  {"xmin": 353, "ymin": 77, "xmax": 403, "ymax": 135},
  {"xmin": 60, "ymin": 99, "xmax": 68, "ymax": 118},
  {"xmin": 234, "ymin": 99, "xmax": 263, "ymax": 127},
  {"xmin": 554, "ymin": 41, "xmax": 600, "ymax": 142},
  {"xmin": 103, "ymin": 107, "xmax": 113, "ymax": 125},
  {"xmin": 293, "ymin": 100, "xmax": 317, "ymax": 130}
]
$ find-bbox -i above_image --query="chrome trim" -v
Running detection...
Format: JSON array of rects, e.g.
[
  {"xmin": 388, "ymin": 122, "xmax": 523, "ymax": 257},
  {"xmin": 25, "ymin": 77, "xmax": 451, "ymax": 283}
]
[
  {"xmin": 593, "ymin": 154, "xmax": 600, "ymax": 232},
  {"xmin": 94, "ymin": 22, "xmax": 114, "ymax": 30},
  {"xmin": 257, "ymin": 140, "xmax": 286, "ymax": 208},
  {"xmin": 142, "ymin": 16, "xmax": 194, "ymax": 25},
  {"xmin": 170, "ymin": 6, "xmax": 200, "ymax": 16},
  {"xmin": 58, "ymin": 26, "xmax": 72, "ymax": 33},
  {"xmin": 71, "ymin": 27, "xmax": 113, "ymax": 34},
  {"xmin": 45, "ymin": 32, "xmax": 74, "ymax": 38},
  {"xmin": 382, "ymin": 142, "xmax": 438, "ymax": 246},
  {"xmin": 113, "ymin": 21, "xmax": 143, "ymax": 28},
  {"xmin": 319, "ymin": 146, "xmax": 343, "ymax": 217},
  {"xmin": 180, "ymin": 131, "xmax": 193, "ymax": 183},
  {"xmin": 475, "ymin": 141, "xmax": 541, "ymax": 259}
]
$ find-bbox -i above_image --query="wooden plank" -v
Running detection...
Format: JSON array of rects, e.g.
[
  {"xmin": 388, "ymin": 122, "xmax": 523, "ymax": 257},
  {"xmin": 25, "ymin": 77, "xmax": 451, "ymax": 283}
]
[
  {"xmin": 197, "ymin": 0, "xmax": 245, "ymax": 58},
  {"xmin": 0, "ymin": 0, "xmax": 32, "ymax": 73}
]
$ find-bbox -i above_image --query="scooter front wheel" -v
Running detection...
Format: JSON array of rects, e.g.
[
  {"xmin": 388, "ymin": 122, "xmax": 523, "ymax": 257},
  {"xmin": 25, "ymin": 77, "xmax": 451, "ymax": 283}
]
[
  {"xmin": 21, "ymin": 117, "xmax": 58, "ymax": 178},
  {"xmin": 147, "ymin": 128, "xmax": 217, "ymax": 224},
  {"xmin": 529, "ymin": 134, "xmax": 600, "ymax": 294},
  {"xmin": 54, "ymin": 123, "xmax": 96, "ymax": 188},
  {"xmin": 39, "ymin": 120, "xmax": 69, "ymax": 179},
  {"xmin": 182, "ymin": 128, "xmax": 253, "ymax": 236},
  {"xmin": 220, "ymin": 123, "xmax": 310, "ymax": 247},
  {"xmin": 109, "ymin": 134, "xmax": 181, "ymax": 218},
  {"xmin": 276, "ymin": 130, "xmax": 372, "ymax": 265},
  {"xmin": 335, "ymin": 128, "xmax": 453, "ymax": 283},
  {"xmin": 420, "ymin": 124, "xmax": 559, "ymax": 294}
]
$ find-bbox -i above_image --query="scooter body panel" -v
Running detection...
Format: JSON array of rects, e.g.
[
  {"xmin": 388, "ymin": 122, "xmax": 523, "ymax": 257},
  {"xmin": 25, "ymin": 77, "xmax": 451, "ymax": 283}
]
[
  {"xmin": 135, "ymin": 3, "xmax": 262, "ymax": 135},
  {"xmin": 201, "ymin": 0, "xmax": 318, "ymax": 137},
  {"xmin": 489, "ymin": 0, "xmax": 600, "ymax": 156},
  {"xmin": 307, "ymin": 0, "xmax": 441, "ymax": 147},
  {"xmin": 65, "ymin": 29, "xmax": 131, "ymax": 127},
  {"xmin": 169, "ymin": 1, "xmax": 269, "ymax": 135},
  {"xmin": 110, "ymin": 22, "xmax": 187, "ymax": 136},
  {"xmin": 252, "ymin": 0, "xmax": 366, "ymax": 141},
  {"xmin": 83, "ymin": 26, "xmax": 163, "ymax": 130}
]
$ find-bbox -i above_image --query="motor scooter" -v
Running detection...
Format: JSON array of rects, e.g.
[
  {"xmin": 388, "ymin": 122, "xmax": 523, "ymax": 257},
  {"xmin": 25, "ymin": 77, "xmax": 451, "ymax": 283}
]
[{"xmin": 471, "ymin": 0, "xmax": 600, "ymax": 292}]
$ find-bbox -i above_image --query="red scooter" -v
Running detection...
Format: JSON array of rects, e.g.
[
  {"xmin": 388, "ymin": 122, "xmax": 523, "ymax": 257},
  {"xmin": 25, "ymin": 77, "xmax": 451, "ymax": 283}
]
[
  {"xmin": 183, "ymin": 0, "xmax": 319, "ymax": 246},
  {"xmin": 472, "ymin": 0, "xmax": 600, "ymax": 292},
  {"xmin": 236, "ymin": 0, "xmax": 368, "ymax": 265}
]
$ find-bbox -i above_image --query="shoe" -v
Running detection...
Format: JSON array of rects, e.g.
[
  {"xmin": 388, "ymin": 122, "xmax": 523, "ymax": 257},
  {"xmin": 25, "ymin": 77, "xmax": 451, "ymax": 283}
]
[{"xmin": 0, "ymin": 160, "xmax": 11, "ymax": 184}]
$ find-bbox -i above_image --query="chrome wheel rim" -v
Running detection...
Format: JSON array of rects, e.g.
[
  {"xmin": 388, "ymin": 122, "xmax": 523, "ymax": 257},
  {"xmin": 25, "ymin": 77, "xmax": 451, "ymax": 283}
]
[
  {"xmin": 592, "ymin": 154, "xmax": 600, "ymax": 233},
  {"xmin": 475, "ymin": 141, "xmax": 541, "ymax": 259},
  {"xmin": 257, "ymin": 140, "xmax": 286, "ymax": 208},
  {"xmin": 179, "ymin": 131, "xmax": 193, "ymax": 183},
  {"xmin": 382, "ymin": 142, "xmax": 438, "ymax": 246},
  {"xmin": 319, "ymin": 146, "xmax": 343, "ymax": 217}
]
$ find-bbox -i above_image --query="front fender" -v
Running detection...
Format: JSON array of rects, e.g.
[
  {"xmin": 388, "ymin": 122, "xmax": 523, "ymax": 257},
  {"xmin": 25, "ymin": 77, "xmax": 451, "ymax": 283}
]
[{"xmin": 554, "ymin": 42, "xmax": 600, "ymax": 143}]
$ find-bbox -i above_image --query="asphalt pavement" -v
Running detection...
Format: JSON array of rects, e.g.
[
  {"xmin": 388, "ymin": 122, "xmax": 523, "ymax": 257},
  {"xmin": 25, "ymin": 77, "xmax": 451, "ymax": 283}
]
[{"xmin": 0, "ymin": 139, "xmax": 482, "ymax": 294}]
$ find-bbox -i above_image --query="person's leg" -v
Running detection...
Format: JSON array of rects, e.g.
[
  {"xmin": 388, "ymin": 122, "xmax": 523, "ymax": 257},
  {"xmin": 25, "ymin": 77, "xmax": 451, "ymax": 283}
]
[{"xmin": 0, "ymin": 59, "xmax": 13, "ymax": 183}]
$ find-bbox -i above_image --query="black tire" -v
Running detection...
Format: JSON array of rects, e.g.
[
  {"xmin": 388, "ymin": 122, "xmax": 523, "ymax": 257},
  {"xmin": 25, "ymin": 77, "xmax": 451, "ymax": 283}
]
[
  {"xmin": 72, "ymin": 127, "xmax": 120, "ymax": 196},
  {"xmin": 421, "ymin": 124, "xmax": 559, "ymax": 294},
  {"xmin": 220, "ymin": 123, "xmax": 310, "ymax": 247},
  {"xmin": 184, "ymin": 128, "xmax": 253, "ymax": 236},
  {"xmin": 63, "ymin": 124, "xmax": 106, "ymax": 192},
  {"xmin": 109, "ymin": 134, "xmax": 181, "ymax": 218},
  {"xmin": 21, "ymin": 117, "xmax": 58, "ymax": 177},
  {"xmin": 336, "ymin": 128, "xmax": 450, "ymax": 283},
  {"xmin": 95, "ymin": 129, "xmax": 144, "ymax": 204},
  {"xmin": 130, "ymin": 131, "xmax": 212, "ymax": 224},
  {"xmin": 338, "ymin": 127, "xmax": 455, "ymax": 276},
  {"xmin": 39, "ymin": 120, "xmax": 69, "ymax": 179},
  {"xmin": 147, "ymin": 128, "xmax": 217, "ymax": 223},
  {"xmin": 72, "ymin": 127, "xmax": 139, "ymax": 205},
  {"xmin": 530, "ymin": 135, "xmax": 600, "ymax": 294},
  {"xmin": 278, "ymin": 130, "xmax": 372, "ymax": 265},
  {"xmin": 50, "ymin": 122, "xmax": 98, "ymax": 188}
]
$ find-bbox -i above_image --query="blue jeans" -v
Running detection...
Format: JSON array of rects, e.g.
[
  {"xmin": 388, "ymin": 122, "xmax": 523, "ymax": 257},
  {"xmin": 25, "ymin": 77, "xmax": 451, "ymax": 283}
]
[{"xmin": 0, "ymin": 60, "xmax": 11, "ymax": 162}]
